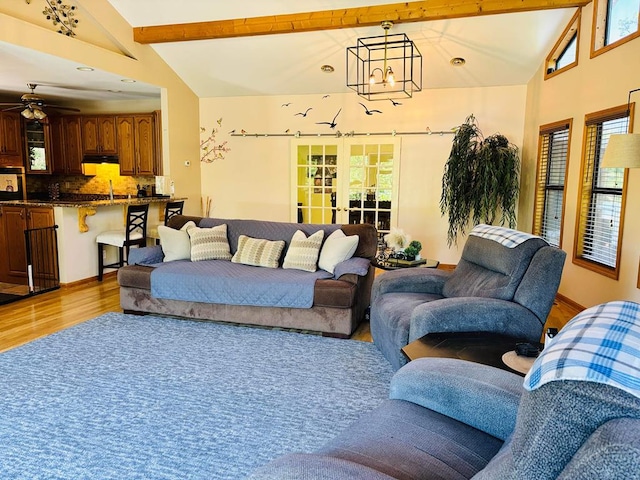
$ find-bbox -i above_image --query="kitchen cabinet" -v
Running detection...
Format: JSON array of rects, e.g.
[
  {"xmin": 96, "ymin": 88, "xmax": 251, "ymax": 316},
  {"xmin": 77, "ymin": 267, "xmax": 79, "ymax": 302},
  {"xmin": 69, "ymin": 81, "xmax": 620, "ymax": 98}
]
[
  {"xmin": 0, "ymin": 111, "xmax": 24, "ymax": 167},
  {"xmin": 81, "ymin": 115, "xmax": 117, "ymax": 155},
  {"xmin": 24, "ymin": 119, "xmax": 52, "ymax": 174},
  {"xmin": 117, "ymin": 114, "xmax": 157, "ymax": 175},
  {"xmin": 51, "ymin": 116, "xmax": 84, "ymax": 175},
  {"xmin": 0, "ymin": 205, "xmax": 54, "ymax": 284}
]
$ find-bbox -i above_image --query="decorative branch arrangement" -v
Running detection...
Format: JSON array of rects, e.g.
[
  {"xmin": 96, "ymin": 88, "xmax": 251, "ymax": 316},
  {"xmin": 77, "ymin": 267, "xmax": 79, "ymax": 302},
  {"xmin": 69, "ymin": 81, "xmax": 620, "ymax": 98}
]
[
  {"xmin": 200, "ymin": 118, "xmax": 231, "ymax": 163},
  {"xmin": 440, "ymin": 114, "xmax": 520, "ymax": 246},
  {"xmin": 27, "ymin": 0, "xmax": 80, "ymax": 36}
]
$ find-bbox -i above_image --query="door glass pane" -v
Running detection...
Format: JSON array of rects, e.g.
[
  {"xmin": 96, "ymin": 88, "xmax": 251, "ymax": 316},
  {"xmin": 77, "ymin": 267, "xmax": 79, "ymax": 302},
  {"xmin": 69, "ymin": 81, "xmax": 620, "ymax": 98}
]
[{"xmin": 296, "ymin": 143, "xmax": 338, "ymax": 224}]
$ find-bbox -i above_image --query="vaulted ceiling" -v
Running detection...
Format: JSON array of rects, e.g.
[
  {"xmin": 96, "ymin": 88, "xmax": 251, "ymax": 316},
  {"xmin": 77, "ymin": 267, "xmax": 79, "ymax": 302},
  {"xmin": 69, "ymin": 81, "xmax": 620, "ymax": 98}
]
[{"xmin": 0, "ymin": 1, "xmax": 587, "ymax": 103}]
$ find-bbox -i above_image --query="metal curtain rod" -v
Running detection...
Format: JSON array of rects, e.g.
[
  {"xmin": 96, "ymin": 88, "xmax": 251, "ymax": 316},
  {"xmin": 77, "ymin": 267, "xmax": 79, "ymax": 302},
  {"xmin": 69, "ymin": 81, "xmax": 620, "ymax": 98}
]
[{"xmin": 230, "ymin": 130, "xmax": 456, "ymax": 138}]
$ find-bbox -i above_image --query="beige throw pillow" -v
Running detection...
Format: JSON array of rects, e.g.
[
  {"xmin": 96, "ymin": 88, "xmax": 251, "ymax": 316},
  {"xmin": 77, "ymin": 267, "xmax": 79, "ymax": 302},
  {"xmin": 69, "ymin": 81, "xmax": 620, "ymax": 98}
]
[
  {"xmin": 283, "ymin": 229, "xmax": 325, "ymax": 272},
  {"xmin": 188, "ymin": 224, "xmax": 232, "ymax": 261},
  {"xmin": 158, "ymin": 221, "xmax": 196, "ymax": 262},
  {"xmin": 231, "ymin": 235, "xmax": 285, "ymax": 268},
  {"xmin": 318, "ymin": 229, "xmax": 359, "ymax": 274}
]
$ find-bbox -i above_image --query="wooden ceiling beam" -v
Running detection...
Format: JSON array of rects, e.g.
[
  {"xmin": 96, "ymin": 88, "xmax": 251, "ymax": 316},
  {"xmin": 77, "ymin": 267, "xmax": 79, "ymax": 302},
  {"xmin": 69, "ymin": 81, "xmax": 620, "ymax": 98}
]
[{"xmin": 133, "ymin": 0, "xmax": 591, "ymax": 44}]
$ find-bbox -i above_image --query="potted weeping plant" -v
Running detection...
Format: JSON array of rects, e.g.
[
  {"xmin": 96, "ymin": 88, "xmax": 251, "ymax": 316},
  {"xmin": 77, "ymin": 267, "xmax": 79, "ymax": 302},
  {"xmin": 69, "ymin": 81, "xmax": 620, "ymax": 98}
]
[{"xmin": 440, "ymin": 115, "xmax": 520, "ymax": 246}]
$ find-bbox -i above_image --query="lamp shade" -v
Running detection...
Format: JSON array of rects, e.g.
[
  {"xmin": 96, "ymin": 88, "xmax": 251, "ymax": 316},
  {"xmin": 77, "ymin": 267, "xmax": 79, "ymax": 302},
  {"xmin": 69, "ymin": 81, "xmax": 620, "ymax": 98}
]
[{"xmin": 601, "ymin": 134, "xmax": 640, "ymax": 168}]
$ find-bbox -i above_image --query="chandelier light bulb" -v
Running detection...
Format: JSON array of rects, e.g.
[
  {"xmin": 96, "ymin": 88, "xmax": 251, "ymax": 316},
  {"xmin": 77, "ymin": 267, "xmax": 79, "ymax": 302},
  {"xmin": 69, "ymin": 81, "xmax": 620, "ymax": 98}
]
[
  {"xmin": 386, "ymin": 68, "xmax": 395, "ymax": 86},
  {"xmin": 33, "ymin": 108, "xmax": 47, "ymax": 120},
  {"xmin": 21, "ymin": 107, "xmax": 35, "ymax": 119}
]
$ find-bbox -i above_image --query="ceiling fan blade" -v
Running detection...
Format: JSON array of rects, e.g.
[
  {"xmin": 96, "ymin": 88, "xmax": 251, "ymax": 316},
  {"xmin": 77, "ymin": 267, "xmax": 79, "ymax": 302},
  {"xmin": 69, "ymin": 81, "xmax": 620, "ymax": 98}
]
[
  {"xmin": 0, "ymin": 102, "xmax": 24, "ymax": 107},
  {"xmin": 1, "ymin": 105, "xmax": 25, "ymax": 112},
  {"xmin": 42, "ymin": 104, "xmax": 81, "ymax": 112}
]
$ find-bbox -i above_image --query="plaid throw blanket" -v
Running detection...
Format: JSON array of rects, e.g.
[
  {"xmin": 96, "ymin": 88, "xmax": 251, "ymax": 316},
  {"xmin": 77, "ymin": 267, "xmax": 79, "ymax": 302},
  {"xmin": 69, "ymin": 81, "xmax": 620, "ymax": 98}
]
[
  {"xmin": 469, "ymin": 224, "xmax": 544, "ymax": 248},
  {"xmin": 524, "ymin": 301, "xmax": 640, "ymax": 399}
]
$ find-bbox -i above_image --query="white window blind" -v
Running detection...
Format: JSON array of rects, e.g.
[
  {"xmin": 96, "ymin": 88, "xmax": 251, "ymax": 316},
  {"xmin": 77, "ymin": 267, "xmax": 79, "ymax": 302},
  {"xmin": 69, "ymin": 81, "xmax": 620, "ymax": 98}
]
[
  {"xmin": 577, "ymin": 113, "xmax": 628, "ymax": 270},
  {"xmin": 533, "ymin": 124, "xmax": 570, "ymax": 247}
]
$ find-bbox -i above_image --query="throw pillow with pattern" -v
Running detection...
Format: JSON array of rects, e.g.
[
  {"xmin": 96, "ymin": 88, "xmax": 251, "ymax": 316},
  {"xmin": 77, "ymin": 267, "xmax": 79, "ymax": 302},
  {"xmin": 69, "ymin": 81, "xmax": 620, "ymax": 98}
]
[
  {"xmin": 283, "ymin": 229, "xmax": 325, "ymax": 272},
  {"xmin": 231, "ymin": 235, "xmax": 285, "ymax": 268},
  {"xmin": 188, "ymin": 224, "xmax": 232, "ymax": 262}
]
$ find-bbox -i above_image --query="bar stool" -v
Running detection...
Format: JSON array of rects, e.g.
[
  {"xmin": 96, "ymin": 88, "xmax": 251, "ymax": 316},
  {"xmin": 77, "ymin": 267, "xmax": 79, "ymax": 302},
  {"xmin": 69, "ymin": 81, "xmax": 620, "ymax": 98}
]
[
  {"xmin": 148, "ymin": 200, "xmax": 185, "ymax": 244},
  {"xmin": 96, "ymin": 204, "xmax": 149, "ymax": 281}
]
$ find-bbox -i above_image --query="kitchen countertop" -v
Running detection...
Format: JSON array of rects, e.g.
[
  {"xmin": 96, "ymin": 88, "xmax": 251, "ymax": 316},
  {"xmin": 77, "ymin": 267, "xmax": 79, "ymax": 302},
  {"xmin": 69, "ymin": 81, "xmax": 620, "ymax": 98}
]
[{"xmin": 0, "ymin": 196, "xmax": 184, "ymax": 208}]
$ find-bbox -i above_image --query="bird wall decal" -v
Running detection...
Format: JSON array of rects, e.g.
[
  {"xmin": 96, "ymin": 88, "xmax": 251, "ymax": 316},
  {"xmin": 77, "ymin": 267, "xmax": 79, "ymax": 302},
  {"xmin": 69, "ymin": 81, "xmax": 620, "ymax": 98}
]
[
  {"xmin": 359, "ymin": 103, "xmax": 383, "ymax": 115},
  {"xmin": 322, "ymin": 95, "xmax": 330, "ymax": 99},
  {"xmin": 295, "ymin": 108, "xmax": 313, "ymax": 117},
  {"xmin": 282, "ymin": 103, "xmax": 292, "ymax": 107},
  {"xmin": 389, "ymin": 99, "xmax": 402, "ymax": 106},
  {"xmin": 316, "ymin": 108, "xmax": 341, "ymax": 129}
]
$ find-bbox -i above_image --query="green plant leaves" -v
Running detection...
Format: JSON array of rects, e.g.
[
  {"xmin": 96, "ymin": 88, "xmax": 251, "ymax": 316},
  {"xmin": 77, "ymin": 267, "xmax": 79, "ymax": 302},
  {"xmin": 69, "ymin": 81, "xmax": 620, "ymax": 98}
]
[{"xmin": 440, "ymin": 115, "xmax": 520, "ymax": 246}]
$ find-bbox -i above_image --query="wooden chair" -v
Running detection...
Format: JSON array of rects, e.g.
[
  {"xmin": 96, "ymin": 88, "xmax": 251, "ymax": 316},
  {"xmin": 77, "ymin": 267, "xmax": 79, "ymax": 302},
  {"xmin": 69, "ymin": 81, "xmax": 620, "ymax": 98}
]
[
  {"xmin": 148, "ymin": 200, "xmax": 185, "ymax": 244},
  {"xmin": 96, "ymin": 204, "xmax": 149, "ymax": 281}
]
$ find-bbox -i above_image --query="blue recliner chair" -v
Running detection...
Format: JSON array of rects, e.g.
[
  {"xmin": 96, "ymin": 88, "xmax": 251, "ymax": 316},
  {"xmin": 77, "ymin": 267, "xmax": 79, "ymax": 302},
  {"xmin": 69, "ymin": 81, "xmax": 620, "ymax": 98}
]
[
  {"xmin": 249, "ymin": 301, "xmax": 640, "ymax": 479},
  {"xmin": 370, "ymin": 225, "xmax": 567, "ymax": 370}
]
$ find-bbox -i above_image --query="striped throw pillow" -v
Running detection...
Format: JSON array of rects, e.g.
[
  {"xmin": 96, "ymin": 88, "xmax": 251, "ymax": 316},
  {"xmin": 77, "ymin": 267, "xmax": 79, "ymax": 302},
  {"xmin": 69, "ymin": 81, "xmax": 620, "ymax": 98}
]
[
  {"xmin": 283, "ymin": 230, "xmax": 325, "ymax": 272},
  {"xmin": 188, "ymin": 224, "xmax": 232, "ymax": 261},
  {"xmin": 231, "ymin": 235, "xmax": 285, "ymax": 268}
]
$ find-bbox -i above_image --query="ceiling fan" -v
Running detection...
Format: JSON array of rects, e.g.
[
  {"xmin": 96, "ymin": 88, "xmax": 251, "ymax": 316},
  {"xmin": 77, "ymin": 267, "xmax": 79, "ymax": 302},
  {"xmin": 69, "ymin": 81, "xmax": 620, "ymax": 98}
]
[{"xmin": 0, "ymin": 83, "xmax": 80, "ymax": 120}]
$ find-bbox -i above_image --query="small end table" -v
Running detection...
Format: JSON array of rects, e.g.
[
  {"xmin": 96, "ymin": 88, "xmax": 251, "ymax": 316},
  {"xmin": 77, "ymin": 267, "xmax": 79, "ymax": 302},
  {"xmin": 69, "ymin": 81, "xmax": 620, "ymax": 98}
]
[{"xmin": 401, "ymin": 331, "xmax": 533, "ymax": 376}]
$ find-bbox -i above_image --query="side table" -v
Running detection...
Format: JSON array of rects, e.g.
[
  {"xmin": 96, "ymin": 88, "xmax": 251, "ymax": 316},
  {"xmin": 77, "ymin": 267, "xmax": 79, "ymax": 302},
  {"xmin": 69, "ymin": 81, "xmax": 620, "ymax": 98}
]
[
  {"xmin": 373, "ymin": 258, "xmax": 439, "ymax": 271},
  {"xmin": 401, "ymin": 331, "xmax": 533, "ymax": 376}
]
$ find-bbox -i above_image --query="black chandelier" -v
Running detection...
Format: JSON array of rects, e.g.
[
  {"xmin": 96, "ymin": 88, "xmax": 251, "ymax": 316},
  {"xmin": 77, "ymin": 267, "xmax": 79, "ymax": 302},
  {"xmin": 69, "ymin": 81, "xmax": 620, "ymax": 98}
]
[{"xmin": 346, "ymin": 21, "xmax": 422, "ymax": 101}]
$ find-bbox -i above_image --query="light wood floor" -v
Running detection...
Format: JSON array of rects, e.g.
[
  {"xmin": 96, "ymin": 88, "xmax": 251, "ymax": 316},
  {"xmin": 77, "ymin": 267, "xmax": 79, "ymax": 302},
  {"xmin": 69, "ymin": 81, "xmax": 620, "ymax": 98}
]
[{"xmin": 0, "ymin": 272, "xmax": 581, "ymax": 353}]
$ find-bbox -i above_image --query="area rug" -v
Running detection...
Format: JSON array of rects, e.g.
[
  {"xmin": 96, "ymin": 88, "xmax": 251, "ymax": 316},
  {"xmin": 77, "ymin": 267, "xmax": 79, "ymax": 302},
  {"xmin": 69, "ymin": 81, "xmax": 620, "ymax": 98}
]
[{"xmin": 0, "ymin": 313, "xmax": 394, "ymax": 479}]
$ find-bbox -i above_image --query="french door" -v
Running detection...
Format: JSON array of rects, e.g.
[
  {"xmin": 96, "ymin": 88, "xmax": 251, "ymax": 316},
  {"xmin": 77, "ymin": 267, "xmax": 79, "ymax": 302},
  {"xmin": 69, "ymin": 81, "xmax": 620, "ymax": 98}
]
[{"xmin": 291, "ymin": 137, "xmax": 400, "ymax": 237}]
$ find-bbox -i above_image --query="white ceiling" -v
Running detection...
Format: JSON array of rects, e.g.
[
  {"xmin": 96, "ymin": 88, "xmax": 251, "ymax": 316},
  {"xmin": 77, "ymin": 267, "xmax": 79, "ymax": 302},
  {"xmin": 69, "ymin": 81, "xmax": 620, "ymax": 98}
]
[{"xmin": 0, "ymin": 1, "xmax": 577, "ymax": 105}]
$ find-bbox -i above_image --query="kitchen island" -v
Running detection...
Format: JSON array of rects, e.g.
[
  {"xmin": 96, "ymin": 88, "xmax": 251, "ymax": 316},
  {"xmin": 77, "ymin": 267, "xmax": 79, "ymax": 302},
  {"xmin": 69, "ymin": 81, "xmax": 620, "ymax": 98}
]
[{"xmin": 0, "ymin": 196, "xmax": 187, "ymax": 285}]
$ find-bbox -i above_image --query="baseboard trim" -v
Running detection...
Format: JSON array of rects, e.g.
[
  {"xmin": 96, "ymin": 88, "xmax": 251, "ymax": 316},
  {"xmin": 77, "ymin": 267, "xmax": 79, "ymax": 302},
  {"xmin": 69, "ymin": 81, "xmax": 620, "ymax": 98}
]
[
  {"xmin": 555, "ymin": 293, "xmax": 585, "ymax": 313},
  {"xmin": 60, "ymin": 271, "xmax": 117, "ymax": 288}
]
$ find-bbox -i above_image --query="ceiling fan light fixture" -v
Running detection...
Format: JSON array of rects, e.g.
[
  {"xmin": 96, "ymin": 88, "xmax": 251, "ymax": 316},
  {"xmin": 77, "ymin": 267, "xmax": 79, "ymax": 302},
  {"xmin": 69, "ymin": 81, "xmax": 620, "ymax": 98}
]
[
  {"xmin": 33, "ymin": 108, "xmax": 47, "ymax": 120},
  {"xmin": 21, "ymin": 107, "xmax": 35, "ymax": 119}
]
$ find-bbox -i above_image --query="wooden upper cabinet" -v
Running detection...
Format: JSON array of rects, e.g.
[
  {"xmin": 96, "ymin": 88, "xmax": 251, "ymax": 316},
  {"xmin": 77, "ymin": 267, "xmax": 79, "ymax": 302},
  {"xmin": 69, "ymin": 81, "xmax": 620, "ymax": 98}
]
[
  {"xmin": 51, "ymin": 116, "xmax": 83, "ymax": 175},
  {"xmin": 0, "ymin": 111, "xmax": 24, "ymax": 166},
  {"xmin": 116, "ymin": 114, "xmax": 156, "ymax": 176},
  {"xmin": 82, "ymin": 115, "xmax": 117, "ymax": 155}
]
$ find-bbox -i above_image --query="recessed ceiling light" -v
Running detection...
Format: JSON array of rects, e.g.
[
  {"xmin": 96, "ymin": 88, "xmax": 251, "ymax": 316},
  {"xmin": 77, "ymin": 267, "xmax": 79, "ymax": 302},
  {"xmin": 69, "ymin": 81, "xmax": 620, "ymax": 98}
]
[
  {"xmin": 320, "ymin": 65, "xmax": 335, "ymax": 73},
  {"xmin": 120, "ymin": 78, "xmax": 136, "ymax": 83},
  {"xmin": 450, "ymin": 57, "xmax": 466, "ymax": 66},
  {"xmin": 76, "ymin": 66, "xmax": 94, "ymax": 72}
]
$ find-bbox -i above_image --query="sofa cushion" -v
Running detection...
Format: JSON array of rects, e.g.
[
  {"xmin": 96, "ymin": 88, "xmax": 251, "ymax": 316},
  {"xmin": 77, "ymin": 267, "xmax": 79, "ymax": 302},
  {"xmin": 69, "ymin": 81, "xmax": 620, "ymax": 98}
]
[
  {"xmin": 232, "ymin": 235, "xmax": 285, "ymax": 268},
  {"xmin": 158, "ymin": 220, "xmax": 196, "ymax": 262},
  {"xmin": 318, "ymin": 229, "xmax": 359, "ymax": 274},
  {"xmin": 188, "ymin": 224, "xmax": 232, "ymax": 262},
  {"xmin": 283, "ymin": 230, "xmax": 324, "ymax": 272}
]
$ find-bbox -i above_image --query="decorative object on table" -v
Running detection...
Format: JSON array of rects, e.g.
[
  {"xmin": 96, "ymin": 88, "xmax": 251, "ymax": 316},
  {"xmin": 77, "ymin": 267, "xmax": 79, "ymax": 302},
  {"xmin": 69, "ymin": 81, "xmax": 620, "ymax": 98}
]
[
  {"xmin": 382, "ymin": 228, "xmax": 411, "ymax": 251},
  {"xmin": 200, "ymin": 118, "xmax": 230, "ymax": 163},
  {"xmin": 440, "ymin": 114, "xmax": 520, "ymax": 246},
  {"xmin": 403, "ymin": 240, "xmax": 422, "ymax": 261}
]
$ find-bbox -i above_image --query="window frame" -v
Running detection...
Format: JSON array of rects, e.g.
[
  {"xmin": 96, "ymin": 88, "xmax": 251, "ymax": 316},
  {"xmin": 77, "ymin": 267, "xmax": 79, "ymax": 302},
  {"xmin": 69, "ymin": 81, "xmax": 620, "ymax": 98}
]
[
  {"xmin": 573, "ymin": 103, "xmax": 634, "ymax": 279},
  {"xmin": 532, "ymin": 119, "xmax": 573, "ymax": 247},
  {"xmin": 545, "ymin": 9, "xmax": 581, "ymax": 80},
  {"xmin": 591, "ymin": 0, "xmax": 640, "ymax": 58}
]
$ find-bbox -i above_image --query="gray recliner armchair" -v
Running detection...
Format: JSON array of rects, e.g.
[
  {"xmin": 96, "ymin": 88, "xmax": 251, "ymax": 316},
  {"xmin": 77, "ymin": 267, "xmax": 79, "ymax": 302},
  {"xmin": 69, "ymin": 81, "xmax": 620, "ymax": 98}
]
[
  {"xmin": 248, "ymin": 301, "xmax": 640, "ymax": 479},
  {"xmin": 370, "ymin": 225, "xmax": 566, "ymax": 370}
]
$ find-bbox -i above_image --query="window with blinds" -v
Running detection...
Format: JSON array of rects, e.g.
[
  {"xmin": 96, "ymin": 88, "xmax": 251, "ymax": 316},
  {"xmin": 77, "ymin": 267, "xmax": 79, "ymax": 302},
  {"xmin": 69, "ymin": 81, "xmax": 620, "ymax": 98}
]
[
  {"xmin": 574, "ymin": 105, "xmax": 631, "ymax": 279},
  {"xmin": 533, "ymin": 120, "xmax": 571, "ymax": 247}
]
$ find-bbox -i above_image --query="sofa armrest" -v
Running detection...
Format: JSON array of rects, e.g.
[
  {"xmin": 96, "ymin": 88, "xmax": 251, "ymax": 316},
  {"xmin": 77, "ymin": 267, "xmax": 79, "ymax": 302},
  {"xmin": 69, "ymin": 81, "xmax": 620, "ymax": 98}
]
[
  {"xmin": 408, "ymin": 297, "xmax": 545, "ymax": 344},
  {"xmin": 128, "ymin": 245, "xmax": 164, "ymax": 266},
  {"xmin": 333, "ymin": 257, "xmax": 371, "ymax": 279},
  {"xmin": 389, "ymin": 357, "xmax": 523, "ymax": 440},
  {"xmin": 372, "ymin": 268, "xmax": 451, "ymax": 298}
]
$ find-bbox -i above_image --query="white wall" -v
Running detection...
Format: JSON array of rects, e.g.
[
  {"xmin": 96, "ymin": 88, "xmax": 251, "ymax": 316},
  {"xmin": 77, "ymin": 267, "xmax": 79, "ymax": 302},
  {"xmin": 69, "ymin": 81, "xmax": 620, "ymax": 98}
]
[
  {"xmin": 200, "ymin": 86, "xmax": 527, "ymax": 264},
  {"xmin": 520, "ymin": 3, "xmax": 640, "ymax": 306}
]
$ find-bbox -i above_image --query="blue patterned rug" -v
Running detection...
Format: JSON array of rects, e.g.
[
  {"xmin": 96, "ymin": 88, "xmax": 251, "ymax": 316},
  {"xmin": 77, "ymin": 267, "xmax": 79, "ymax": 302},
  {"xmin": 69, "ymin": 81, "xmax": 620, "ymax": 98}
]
[{"xmin": 0, "ymin": 313, "xmax": 393, "ymax": 479}]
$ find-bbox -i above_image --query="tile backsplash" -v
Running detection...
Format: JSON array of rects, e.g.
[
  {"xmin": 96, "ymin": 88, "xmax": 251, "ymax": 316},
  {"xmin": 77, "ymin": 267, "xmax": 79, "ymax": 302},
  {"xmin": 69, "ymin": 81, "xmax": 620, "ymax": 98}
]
[{"xmin": 27, "ymin": 164, "xmax": 155, "ymax": 197}]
